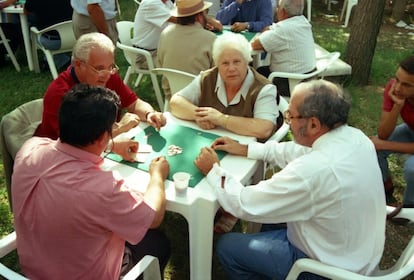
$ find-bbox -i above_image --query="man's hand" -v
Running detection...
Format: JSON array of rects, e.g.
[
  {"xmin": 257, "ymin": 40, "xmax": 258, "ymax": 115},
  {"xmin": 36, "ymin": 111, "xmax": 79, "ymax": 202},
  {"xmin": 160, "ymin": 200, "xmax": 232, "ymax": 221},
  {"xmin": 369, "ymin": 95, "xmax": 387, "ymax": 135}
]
[
  {"xmin": 388, "ymin": 80, "xmax": 405, "ymax": 107},
  {"xmin": 149, "ymin": 156, "xmax": 170, "ymax": 181},
  {"xmin": 236, "ymin": 0, "xmax": 244, "ymax": 4},
  {"xmin": 194, "ymin": 147, "xmax": 220, "ymax": 175},
  {"xmin": 112, "ymin": 138, "xmax": 139, "ymax": 162},
  {"xmin": 231, "ymin": 22, "xmax": 248, "ymax": 32},
  {"xmin": 211, "ymin": 136, "xmax": 248, "ymax": 156},
  {"xmin": 147, "ymin": 112, "xmax": 166, "ymax": 131},
  {"xmin": 114, "ymin": 112, "xmax": 140, "ymax": 136},
  {"xmin": 369, "ymin": 135, "xmax": 387, "ymax": 151}
]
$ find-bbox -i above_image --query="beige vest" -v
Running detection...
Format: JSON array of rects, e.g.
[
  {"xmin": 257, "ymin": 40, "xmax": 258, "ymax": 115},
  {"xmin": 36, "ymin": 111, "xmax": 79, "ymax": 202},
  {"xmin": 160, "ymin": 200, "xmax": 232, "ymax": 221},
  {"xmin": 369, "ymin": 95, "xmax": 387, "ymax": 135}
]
[{"xmin": 199, "ymin": 67, "xmax": 275, "ymax": 142}]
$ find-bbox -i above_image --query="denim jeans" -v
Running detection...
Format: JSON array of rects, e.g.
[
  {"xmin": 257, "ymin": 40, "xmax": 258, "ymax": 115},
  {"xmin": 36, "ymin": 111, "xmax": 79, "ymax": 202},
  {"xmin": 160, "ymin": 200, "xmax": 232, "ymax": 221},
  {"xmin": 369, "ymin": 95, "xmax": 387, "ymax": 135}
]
[
  {"xmin": 39, "ymin": 35, "xmax": 71, "ymax": 69},
  {"xmin": 377, "ymin": 123, "xmax": 414, "ymax": 204},
  {"xmin": 216, "ymin": 228, "xmax": 327, "ymax": 280}
]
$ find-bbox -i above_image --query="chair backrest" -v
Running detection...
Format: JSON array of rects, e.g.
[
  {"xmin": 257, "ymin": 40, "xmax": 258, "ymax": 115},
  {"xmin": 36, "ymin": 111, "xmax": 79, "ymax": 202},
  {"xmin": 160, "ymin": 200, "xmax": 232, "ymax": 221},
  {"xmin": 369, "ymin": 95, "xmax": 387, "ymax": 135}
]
[
  {"xmin": 116, "ymin": 42, "xmax": 155, "ymax": 71},
  {"xmin": 31, "ymin": 20, "xmax": 76, "ymax": 51},
  {"xmin": 151, "ymin": 68, "xmax": 196, "ymax": 111},
  {"xmin": 0, "ymin": 99, "xmax": 43, "ymax": 211},
  {"xmin": 152, "ymin": 68, "xmax": 196, "ymax": 95},
  {"xmin": 286, "ymin": 206, "xmax": 414, "ymax": 280},
  {"xmin": 268, "ymin": 51, "xmax": 341, "ymax": 96},
  {"xmin": 117, "ymin": 21, "xmax": 134, "ymax": 46}
]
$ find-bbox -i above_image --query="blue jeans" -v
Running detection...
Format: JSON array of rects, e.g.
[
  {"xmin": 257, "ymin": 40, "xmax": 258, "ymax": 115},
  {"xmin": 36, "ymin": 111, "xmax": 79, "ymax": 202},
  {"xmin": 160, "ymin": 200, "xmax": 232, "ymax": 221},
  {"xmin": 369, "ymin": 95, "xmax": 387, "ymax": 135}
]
[
  {"xmin": 39, "ymin": 35, "xmax": 71, "ymax": 69},
  {"xmin": 216, "ymin": 228, "xmax": 327, "ymax": 280},
  {"xmin": 377, "ymin": 123, "xmax": 414, "ymax": 204}
]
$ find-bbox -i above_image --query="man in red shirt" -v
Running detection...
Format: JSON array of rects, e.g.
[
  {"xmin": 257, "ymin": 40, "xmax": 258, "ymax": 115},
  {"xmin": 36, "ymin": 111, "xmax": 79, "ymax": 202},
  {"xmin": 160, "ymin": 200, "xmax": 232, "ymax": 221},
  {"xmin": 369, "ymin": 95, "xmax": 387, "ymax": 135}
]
[
  {"xmin": 370, "ymin": 56, "xmax": 414, "ymax": 206},
  {"xmin": 35, "ymin": 32, "xmax": 166, "ymax": 161}
]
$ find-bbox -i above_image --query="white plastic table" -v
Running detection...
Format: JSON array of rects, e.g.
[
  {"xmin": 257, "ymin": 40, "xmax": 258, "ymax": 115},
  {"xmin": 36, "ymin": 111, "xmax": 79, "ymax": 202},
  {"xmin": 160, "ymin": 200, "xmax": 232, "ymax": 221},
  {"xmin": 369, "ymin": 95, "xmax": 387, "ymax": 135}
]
[
  {"xmin": 101, "ymin": 112, "xmax": 259, "ymax": 280},
  {"xmin": 1, "ymin": 4, "xmax": 33, "ymax": 71}
]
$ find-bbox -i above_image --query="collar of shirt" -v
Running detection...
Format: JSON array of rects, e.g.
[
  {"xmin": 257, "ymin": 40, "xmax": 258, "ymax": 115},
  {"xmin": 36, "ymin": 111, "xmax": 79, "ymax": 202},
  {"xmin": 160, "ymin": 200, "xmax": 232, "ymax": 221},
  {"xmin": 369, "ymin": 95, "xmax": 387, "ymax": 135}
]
[
  {"xmin": 215, "ymin": 67, "xmax": 253, "ymax": 106},
  {"xmin": 55, "ymin": 139, "xmax": 104, "ymax": 166}
]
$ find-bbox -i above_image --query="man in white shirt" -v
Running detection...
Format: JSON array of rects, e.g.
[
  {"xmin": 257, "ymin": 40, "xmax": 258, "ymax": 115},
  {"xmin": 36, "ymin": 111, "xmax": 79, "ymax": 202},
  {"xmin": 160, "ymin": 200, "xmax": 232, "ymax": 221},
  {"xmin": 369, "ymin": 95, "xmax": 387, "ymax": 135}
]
[
  {"xmin": 131, "ymin": 0, "xmax": 175, "ymax": 69},
  {"xmin": 251, "ymin": 0, "xmax": 316, "ymax": 97},
  {"xmin": 195, "ymin": 79, "xmax": 386, "ymax": 279}
]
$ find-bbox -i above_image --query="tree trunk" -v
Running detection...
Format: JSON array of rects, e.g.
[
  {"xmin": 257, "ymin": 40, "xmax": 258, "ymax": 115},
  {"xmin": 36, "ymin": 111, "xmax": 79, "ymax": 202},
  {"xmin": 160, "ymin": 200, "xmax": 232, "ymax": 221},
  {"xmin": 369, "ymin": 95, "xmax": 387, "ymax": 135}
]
[
  {"xmin": 345, "ymin": 0, "xmax": 386, "ymax": 85},
  {"xmin": 392, "ymin": 0, "xmax": 408, "ymax": 22}
]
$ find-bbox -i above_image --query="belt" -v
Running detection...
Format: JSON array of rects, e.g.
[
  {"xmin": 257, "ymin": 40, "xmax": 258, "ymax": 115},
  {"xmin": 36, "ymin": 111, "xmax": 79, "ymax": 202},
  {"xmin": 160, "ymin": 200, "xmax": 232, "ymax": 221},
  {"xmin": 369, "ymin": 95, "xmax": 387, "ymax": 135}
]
[{"xmin": 132, "ymin": 45, "xmax": 156, "ymax": 52}]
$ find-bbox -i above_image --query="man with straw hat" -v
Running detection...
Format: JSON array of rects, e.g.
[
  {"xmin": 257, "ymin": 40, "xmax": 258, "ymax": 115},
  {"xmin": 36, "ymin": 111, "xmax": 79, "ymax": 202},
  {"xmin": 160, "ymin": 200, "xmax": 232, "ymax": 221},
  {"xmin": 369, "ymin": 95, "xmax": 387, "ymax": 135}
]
[{"xmin": 157, "ymin": 0, "xmax": 218, "ymax": 99}]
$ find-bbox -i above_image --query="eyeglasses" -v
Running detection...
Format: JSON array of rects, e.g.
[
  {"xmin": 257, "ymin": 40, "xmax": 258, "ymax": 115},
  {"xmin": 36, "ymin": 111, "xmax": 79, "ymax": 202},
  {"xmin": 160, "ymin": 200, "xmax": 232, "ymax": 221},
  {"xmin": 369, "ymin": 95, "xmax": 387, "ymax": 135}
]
[
  {"xmin": 81, "ymin": 61, "xmax": 119, "ymax": 75},
  {"xmin": 283, "ymin": 110, "xmax": 305, "ymax": 125}
]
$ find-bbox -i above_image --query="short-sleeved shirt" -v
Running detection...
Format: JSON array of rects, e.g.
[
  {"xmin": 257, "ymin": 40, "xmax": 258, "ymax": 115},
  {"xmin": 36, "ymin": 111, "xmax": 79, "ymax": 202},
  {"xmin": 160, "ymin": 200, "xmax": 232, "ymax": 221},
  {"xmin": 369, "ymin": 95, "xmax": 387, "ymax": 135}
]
[
  {"xmin": 259, "ymin": 15, "xmax": 316, "ymax": 73},
  {"xmin": 177, "ymin": 67, "xmax": 277, "ymax": 124},
  {"xmin": 131, "ymin": 0, "xmax": 173, "ymax": 50},
  {"xmin": 34, "ymin": 66, "xmax": 138, "ymax": 140},
  {"xmin": 71, "ymin": 0, "xmax": 117, "ymax": 20},
  {"xmin": 12, "ymin": 137, "xmax": 154, "ymax": 279},
  {"xmin": 383, "ymin": 79, "xmax": 414, "ymax": 131}
]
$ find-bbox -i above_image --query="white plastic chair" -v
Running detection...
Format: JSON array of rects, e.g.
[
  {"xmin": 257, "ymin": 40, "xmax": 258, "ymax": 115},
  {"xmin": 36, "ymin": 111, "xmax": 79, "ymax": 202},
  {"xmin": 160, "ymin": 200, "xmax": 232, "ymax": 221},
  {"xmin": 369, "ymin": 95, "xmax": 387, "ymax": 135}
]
[
  {"xmin": 286, "ymin": 205, "xmax": 414, "ymax": 280},
  {"xmin": 31, "ymin": 20, "xmax": 76, "ymax": 79},
  {"xmin": 340, "ymin": 0, "xmax": 358, "ymax": 28},
  {"xmin": 151, "ymin": 67, "xmax": 196, "ymax": 112},
  {"xmin": 0, "ymin": 231, "xmax": 161, "ymax": 280},
  {"xmin": 0, "ymin": 26, "xmax": 20, "ymax": 72},
  {"xmin": 0, "ymin": 99, "xmax": 43, "ymax": 211},
  {"xmin": 268, "ymin": 51, "xmax": 341, "ymax": 97},
  {"xmin": 116, "ymin": 21, "xmax": 165, "ymax": 111}
]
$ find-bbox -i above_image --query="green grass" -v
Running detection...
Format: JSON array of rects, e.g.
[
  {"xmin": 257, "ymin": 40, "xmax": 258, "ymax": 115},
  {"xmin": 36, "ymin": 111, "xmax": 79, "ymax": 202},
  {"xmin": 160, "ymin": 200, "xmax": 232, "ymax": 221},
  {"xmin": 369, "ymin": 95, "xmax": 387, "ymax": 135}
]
[{"xmin": 0, "ymin": 0, "xmax": 414, "ymax": 279}]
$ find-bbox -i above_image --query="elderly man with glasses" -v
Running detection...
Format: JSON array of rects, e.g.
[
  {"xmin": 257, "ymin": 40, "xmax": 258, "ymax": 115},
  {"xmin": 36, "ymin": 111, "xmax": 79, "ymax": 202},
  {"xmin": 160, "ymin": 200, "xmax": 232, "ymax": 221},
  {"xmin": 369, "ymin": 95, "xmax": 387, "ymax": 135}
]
[
  {"xmin": 34, "ymin": 32, "xmax": 166, "ymax": 161},
  {"xmin": 194, "ymin": 79, "xmax": 386, "ymax": 279}
]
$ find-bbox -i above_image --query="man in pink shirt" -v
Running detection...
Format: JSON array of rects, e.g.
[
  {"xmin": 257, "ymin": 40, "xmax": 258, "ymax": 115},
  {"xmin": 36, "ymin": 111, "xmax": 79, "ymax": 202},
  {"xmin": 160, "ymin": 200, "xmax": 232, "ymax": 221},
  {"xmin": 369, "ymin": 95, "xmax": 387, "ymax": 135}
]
[{"xmin": 12, "ymin": 84, "xmax": 170, "ymax": 279}]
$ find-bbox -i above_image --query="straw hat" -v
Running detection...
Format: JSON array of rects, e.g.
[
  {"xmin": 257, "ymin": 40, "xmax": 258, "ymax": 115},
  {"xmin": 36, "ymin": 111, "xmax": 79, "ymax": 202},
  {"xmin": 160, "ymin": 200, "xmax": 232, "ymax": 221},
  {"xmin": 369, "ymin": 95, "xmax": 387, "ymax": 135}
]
[{"xmin": 170, "ymin": 0, "xmax": 212, "ymax": 17}]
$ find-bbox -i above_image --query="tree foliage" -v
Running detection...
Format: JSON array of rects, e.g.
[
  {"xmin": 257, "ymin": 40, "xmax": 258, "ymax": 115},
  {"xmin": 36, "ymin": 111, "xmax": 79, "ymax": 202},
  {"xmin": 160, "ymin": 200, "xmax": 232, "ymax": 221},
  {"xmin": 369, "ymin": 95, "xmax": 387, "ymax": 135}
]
[{"xmin": 345, "ymin": 0, "xmax": 386, "ymax": 85}]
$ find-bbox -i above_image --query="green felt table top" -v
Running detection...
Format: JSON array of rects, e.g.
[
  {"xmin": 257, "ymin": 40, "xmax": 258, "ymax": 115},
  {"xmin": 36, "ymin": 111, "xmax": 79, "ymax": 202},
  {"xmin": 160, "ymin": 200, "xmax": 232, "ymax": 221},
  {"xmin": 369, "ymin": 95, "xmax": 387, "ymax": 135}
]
[
  {"xmin": 106, "ymin": 124, "xmax": 226, "ymax": 187},
  {"xmin": 215, "ymin": 26, "xmax": 257, "ymax": 42}
]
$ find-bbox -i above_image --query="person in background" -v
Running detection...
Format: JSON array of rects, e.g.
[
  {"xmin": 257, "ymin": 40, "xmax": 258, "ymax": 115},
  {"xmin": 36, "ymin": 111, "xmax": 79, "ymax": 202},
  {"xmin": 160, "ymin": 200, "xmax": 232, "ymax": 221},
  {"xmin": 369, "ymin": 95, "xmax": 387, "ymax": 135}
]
[
  {"xmin": 251, "ymin": 0, "xmax": 316, "ymax": 97},
  {"xmin": 12, "ymin": 84, "xmax": 171, "ymax": 279},
  {"xmin": 24, "ymin": 0, "xmax": 73, "ymax": 70},
  {"xmin": 170, "ymin": 32, "xmax": 278, "ymax": 233},
  {"xmin": 71, "ymin": 0, "xmax": 118, "ymax": 44},
  {"xmin": 370, "ymin": 55, "xmax": 414, "ymax": 207},
  {"xmin": 157, "ymin": 0, "xmax": 217, "ymax": 98},
  {"xmin": 216, "ymin": 0, "xmax": 273, "ymax": 32},
  {"xmin": 34, "ymin": 32, "xmax": 166, "ymax": 161},
  {"xmin": 195, "ymin": 79, "xmax": 386, "ymax": 279},
  {"xmin": 131, "ymin": 0, "xmax": 175, "ymax": 69}
]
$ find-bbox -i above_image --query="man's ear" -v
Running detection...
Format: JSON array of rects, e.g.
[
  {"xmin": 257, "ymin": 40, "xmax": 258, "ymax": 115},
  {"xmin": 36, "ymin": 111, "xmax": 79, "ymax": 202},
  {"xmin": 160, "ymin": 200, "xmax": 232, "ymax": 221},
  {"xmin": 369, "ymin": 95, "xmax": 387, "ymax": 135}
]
[
  {"xmin": 308, "ymin": 117, "xmax": 322, "ymax": 134},
  {"xmin": 97, "ymin": 131, "xmax": 110, "ymax": 149}
]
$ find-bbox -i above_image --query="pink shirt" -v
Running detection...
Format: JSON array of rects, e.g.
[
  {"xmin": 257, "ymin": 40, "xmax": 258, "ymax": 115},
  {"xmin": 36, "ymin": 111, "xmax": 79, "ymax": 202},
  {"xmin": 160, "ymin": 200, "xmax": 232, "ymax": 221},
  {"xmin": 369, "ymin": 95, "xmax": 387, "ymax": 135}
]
[
  {"xmin": 12, "ymin": 137, "xmax": 155, "ymax": 280},
  {"xmin": 383, "ymin": 79, "xmax": 414, "ymax": 131}
]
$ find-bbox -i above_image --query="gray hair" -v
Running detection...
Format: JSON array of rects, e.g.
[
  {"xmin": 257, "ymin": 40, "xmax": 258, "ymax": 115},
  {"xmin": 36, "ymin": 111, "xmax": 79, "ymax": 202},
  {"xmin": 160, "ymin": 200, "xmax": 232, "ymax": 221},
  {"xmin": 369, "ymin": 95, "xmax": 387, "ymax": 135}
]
[
  {"xmin": 296, "ymin": 80, "xmax": 351, "ymax": 129},
  {"xmin": 72, "ymin": 32, "xmax": 115, "ymax": 62},
  {"xmin": 279, "ymin": 0, "xmax": 304, "ymax": 16},
  {"xmin": 212, "ymin": 32, "xmax": 252, "ymax": 65}
]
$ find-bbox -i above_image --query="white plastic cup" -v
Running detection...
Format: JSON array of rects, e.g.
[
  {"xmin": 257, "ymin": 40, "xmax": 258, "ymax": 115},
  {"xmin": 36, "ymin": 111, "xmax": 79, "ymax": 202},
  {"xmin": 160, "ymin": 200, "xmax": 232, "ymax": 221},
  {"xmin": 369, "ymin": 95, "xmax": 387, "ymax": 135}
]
[{"xmin": 173, "ymin": 172, "xmax": 190, "ymax": 194}]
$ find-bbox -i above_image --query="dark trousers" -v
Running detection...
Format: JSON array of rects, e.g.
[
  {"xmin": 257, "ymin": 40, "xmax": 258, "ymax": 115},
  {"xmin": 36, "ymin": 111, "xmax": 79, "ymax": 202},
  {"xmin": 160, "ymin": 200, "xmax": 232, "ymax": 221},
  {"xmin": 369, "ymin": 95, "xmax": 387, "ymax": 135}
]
[
  {"xmin": 257, "ymin": 66, "xmax": 291, "ymax": 97},
  {"xmin": 125, "ymin": 229, "xmax": 171, "ymax": 279}
]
